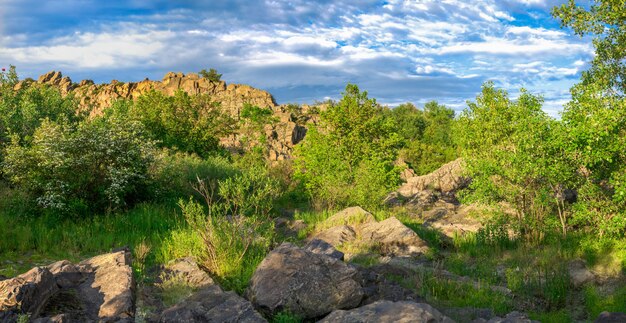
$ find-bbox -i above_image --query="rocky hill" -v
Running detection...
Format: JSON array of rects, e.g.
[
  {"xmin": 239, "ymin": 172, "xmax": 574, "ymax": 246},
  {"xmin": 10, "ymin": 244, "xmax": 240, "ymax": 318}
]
[{"xmin": 19, "ymin": 71, "xmax": 318, "ymax": 161}]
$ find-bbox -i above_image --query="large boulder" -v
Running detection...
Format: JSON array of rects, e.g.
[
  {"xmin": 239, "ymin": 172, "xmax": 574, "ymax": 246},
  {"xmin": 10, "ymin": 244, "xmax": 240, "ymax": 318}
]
[
  {"xmin": 159, "ymin": 285, "xmax": 266, "ymax": 323},
  {"xmin": 76, "ymin": 250, "xmax": 135, "ymax": 321},
  {"xmin": 359, "ymin": 217, "xmax": 429, "ymax": 257},
  {"xmin": 246, "ymin": 243, "xmax": 363, "ymax": 319},
  {"xmin": 319, "ymin": 300, "xmax": 454, "ymax": 323},
  {"xmin": 159, "ymin": 257, "xmax": 214, "ymax": 288},
  {"xmin": 305, "ymin": 239, "xmax": 345, "ymax": 261},
  {"xmin": 325, "ymin": 206, "xmax": 376, "ymax": 226},
  {"xmin": 397, "ymin": 158, "xmax": 468, "ymax": 196},
  {"xmin": 313, "ymin": 225, "xmax": 357, "ymax": 247},
  {"xmin": 0, "ymin": 267, "xmax": 59, "ymax": 320}
]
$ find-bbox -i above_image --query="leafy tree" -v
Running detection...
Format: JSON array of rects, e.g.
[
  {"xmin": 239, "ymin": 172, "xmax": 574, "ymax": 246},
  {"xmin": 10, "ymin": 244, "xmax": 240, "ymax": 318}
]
[
  {"xmin": 294, "ymin": 84, "xmax": 402, "ymax": 209},
  {"xmin": 387, "ymin": 101, "xmax": 458, "ymax": 175},
  {"xmin": 199, "ymin": 68, "xmax": 223, "ymax": 82},
  {"xmin": 457, "ymin": 83, "xmax": 576, "ymax": 238},
  {"xmin": 553, "ymin": 0, "xmax": 626, "ymax": 236},
  {"xmin": 0, "ymin": 66, "xmax": 82, "ymax": 148},
  {"xmin": 112, "ymin": 90, "xmax": 236, "ymax": 157},
  {"xmin": 2, "ymin": 115, "xmax": 156, "ymax": 215}
]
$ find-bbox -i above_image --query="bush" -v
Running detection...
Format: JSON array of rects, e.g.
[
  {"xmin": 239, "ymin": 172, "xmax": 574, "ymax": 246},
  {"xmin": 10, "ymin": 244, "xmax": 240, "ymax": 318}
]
[
  {"xmin": 180, "ymin": 162, "xmax": 280, "ymax": 292},
  {"xmin": 199, "ymin": 68, "xmax": 222, "ymax": 82},
  {"xmin": 2, "ymin": 115, "xmax": 156, "ymax": 215},
  {"xmin": 109, "ymin": 90, "xmax": 236, "ymax": 157},
  {"xmin": 294, "ymin": 84, "xmax": 401, "ymax": 209}
]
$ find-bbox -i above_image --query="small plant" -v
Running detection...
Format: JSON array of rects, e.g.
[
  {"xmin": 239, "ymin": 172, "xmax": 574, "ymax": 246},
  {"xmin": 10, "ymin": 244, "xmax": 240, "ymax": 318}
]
[
  {"xmin": 199, "ymin": 68, "xmax": 222, "ymax": 82},
  {"xmin": 271, "ymin": 311, "xmax": 303, "ymax": 323},
  {"xmin": 134, "ymin": 239, "xmax": 152, "ymax": 278}
]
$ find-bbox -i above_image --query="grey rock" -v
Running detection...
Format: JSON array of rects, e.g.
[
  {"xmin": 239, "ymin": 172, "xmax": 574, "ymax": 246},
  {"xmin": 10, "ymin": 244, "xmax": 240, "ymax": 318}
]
[
  {"xmin": 320, "ymin": 300, "xmax": 454, "ymax": 323},
  {"xmin": 314, "ymin": 225, "xmax": 357, "ymax": 247},
  {"xmin": 359, "ymin": 217, "xmax": 429, "ymax": 257},
  {"xmin": 0, "ymin": 267, "xmax": 59, "ymax": 319},
  {"xmin": 246, "ymin": 243, "xmax": 363, "ymax": 319},
  {"xmin": 305, "ymin": 239, "xmax": 345, "ymax": 260},
  {"xmin": 325, "ymin": 207, "xmax": 376, "ymax": 226},
  {"xmin": 47, "ymin": 260, "xmax": 84, "ymax": 289},
  {"xmin": 159, "ymin": 285, "xmax": 266, "ymax": 323},
  {"xmin": 76, "ymin": 249, "xmax": 135, "ymax": 322},
  {"xmin": 160, "ymin": 257, "xmax": 214, "ymax": 288},
  {"xmin": 568, "ymin": 259, "xmax": 595, "ymax": 288}
]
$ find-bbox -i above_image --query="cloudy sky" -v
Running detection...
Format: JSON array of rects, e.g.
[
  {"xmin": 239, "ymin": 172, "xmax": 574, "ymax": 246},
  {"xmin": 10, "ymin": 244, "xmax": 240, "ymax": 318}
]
[{"xmin": 0, "ymin": 0, "xmax": 592, "ymax": 115}]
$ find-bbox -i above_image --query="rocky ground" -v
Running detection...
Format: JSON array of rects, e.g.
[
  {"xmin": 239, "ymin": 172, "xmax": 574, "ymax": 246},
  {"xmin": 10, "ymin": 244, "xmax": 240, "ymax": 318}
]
[{"xmin": 1, "ymin": 160, "xmax": 623, "ymax": 322}]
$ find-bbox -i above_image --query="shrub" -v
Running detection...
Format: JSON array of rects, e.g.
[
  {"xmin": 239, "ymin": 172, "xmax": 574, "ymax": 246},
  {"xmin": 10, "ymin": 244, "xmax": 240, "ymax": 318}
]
[
  {"xmin": 2, "ymin": 115, "xmax": 155, "ymax": 215},
  {"xmin": 294, "ymin": 84, "xmax": 401, "ymax": 209},
  {"xmin": 199, "ymin": 68, "xmax": 222, "ymax": 82}
]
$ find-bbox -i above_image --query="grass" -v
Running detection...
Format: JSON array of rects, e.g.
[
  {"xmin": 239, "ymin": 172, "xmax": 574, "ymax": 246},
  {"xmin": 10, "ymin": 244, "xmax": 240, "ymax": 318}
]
[{"xmin": 0, "ymin": 202, "xmax": 182, "ymax": 277}]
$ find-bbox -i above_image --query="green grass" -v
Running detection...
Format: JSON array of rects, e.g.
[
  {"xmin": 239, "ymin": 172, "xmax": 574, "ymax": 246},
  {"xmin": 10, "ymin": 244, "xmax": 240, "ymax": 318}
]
[
  {"xmin": 0, "ymin": 202, "xmax": 182, "ymax": 277},
  {"xmin": 583, "ymin": 284, "xmax": 626, "ymax": 318}
]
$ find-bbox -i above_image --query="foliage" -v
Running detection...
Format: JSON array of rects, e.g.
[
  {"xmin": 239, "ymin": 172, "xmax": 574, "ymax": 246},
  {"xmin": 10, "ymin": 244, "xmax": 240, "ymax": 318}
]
[
  {"xmin": 456, "ymin": 83, "xmax": 576, "ymax": 238},
  {"xmin": 149, "ymin": 150, "xmax": 238, "ymax": 204},
  {"xmin": 294, "ymin": 84, "xmax": 402, "ymax": 209},
  {"xmin": 553, "ymin": 0, "xmax": 626, "ymax": 237},
  {"xmin": 388, "ymin": 101, "xmax": 458, "ymax": 175},
  {"xmin": 0, "ymin": 66, "xmax": 83, "ymax": 149},
  {"xmin": 238, "ymin": 103, "xmax": 277, "ymax": 153},
  {"xmin": 199, "ymin": 68, "xmax": 222, "ymax": 82},
  {"xmin": 112, "ymin": 90, "xmax": 236, "ymax": 157},
  {"xmin": 180, "ymin": 162, "xmax": 280, "ymax": 292},
  {"xmin": 2, "ymin": 114, "xmax": 156, "ymax": 215}
]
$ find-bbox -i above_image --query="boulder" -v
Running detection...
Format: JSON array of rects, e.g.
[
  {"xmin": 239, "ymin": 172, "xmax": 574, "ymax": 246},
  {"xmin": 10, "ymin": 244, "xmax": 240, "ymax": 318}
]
[
  {"xmin": 356, "ymin": 266, "xmax": 421, "ymax": 305},
  {"xmin": 305, "ymin": 239, "xmax": 345, "ymax": 260},
  {"xmin": 595, "ymin": 311, "xmax": 626, "ymax": 323},
  {"xmin": 397, "ymin": 158, "xmax": 468, "ymax": 196},
  {"xmin": 159, "ymin": 257, "xmax": 214, "ymax": 288},
  {"xmin": 47, "ymin": 260, "xmax": 84, "ymax": 289},
  {"xmin": 313, "ymin": 225, "xmax": 357, "ymax": 247},
  {"xmin": 159, "ymin": 285, "xmax": 266, "ymax": 323},
  {"xmin": 325, "ymin": 207, "xmax": 376, "ymax": 226},
  {"xmin": 76, "ymin": 249, "xmax": 135, "ymax": 321},
  {"xmin": 0, "ymin": 267, "xmax": 59, "ymax": 319},
  {"xmin": 319, "ymin": 300, "xmax": 454, "ymax": 323},
  {"xmin": 568, "ymin": 259, "xmax": 595, "ymax": 288},
  {"xmin": 473, "ymin": 311, "xmax": 538, "ymax": 323},
  {"xmin": 246, "ymin": 243, "xmax": 363, "ymax": 318},
  {"xmin": 359, "ymin": 217, "xmax": 429, "ymax": 257}
]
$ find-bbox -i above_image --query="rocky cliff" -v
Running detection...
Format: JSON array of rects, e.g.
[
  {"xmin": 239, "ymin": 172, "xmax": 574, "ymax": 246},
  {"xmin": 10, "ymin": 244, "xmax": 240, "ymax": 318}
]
[{"xmin": 22, "ymin": 71, "xmax": 317, "ymax": 161}]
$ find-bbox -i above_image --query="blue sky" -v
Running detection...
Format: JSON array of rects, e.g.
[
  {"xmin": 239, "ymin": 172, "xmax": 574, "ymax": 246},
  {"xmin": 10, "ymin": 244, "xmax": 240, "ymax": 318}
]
[{"xmin": 0, "ymin": 0, "xmax": 593, "ymax": 116}]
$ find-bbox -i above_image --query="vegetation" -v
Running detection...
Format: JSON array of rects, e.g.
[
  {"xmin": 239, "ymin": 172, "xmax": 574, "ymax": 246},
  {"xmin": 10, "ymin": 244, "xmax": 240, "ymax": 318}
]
[{"xmin": 1, "ymin": 2, "xmax": 626, "ymax": 321}]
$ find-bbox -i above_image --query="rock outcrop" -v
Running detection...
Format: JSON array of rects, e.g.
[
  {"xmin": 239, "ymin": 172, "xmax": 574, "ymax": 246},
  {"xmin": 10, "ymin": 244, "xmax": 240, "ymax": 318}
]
[
  {"xmin": 397, "ymin": 158, "xmax": 468, "ymax": 197},
  {"xmin": 25, "ymin": 71, "xmax": 319, "ymax": 161},
  {"xmin": 319, "ymin": 300, "xmax": 454, "ymax": 323},
  {"xmin": 158, "ymin": 285, "xmax": 266, "ymax": 323},
  {"xmin": 246, "ymin": 242, "xmax": 363, "ymax": 319},
  {"xmin": 0, "ymin": 250, "xmax": 134, "ymax": 322},
  {"xmin": 312, "ymin": 207, "xmax": 430, "ymax": 258}
]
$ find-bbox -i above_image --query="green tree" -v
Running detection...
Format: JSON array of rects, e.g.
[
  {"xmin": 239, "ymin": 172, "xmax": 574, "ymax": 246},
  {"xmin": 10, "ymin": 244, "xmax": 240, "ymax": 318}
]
[
  {"xmin": 294, "ymin": 84, "xmax": 402, "ymax": 209},
  {"xmin": 553, "ymin": 0, "xmax": 626, "ymax": 236},
  {"xmin": 457, "ymin": 83, "xmax": 575, "ymax": 238},
  {"xmin": 387, "ymin": 101, "xmax": 458, "ymax": 175},
  {"xmin": 112, "ymin": 90, "xmax": 236, "ymax": 157},
  {"xmin": 199, "ymin": 68, "xmax": 223, "ymax": 82}
]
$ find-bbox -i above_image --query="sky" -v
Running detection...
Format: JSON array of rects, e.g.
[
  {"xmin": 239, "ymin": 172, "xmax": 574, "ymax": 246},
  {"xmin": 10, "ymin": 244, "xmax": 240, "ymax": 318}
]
[{"xmin": 0, "ymin": 0, "xmax": 593, "ymax": 116}]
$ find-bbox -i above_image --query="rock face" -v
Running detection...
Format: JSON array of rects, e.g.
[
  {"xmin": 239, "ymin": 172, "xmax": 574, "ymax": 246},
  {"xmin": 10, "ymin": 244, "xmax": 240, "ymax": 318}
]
[
  {"xmin": 159, "ymin": 285, "xmax": 266, "ymax": 323},
  {"xmin": 27, "ymin": 71, "xmax": 319, "ymax": 161},
  {"xmin": 397, "ymin": 158, "xmax": 468, "ymax": 196},
  {"xmin": 360, "ymin": 217, "xmax": 429, "ymax": 257},
  {"xmin": 246, "ymin": 243, "xmax": 363, "ymax": 319},
  {"xmin": 0, "ymin": 267, "xmax": 59, "ymax": 320},
  {"xmin": 319, "ymin": 300, "xmax": 454, "ymax": 323},
  {"xmin": 0, "ymin": 250, "xmax": 134, "ymax": 322},
  {"xmin": 313, "ymin": 207, "xmax": 430, "ymax": 258},
  {"xmin": 305, "ymin": 239, "xmax": 345, "ymax": 261}
]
